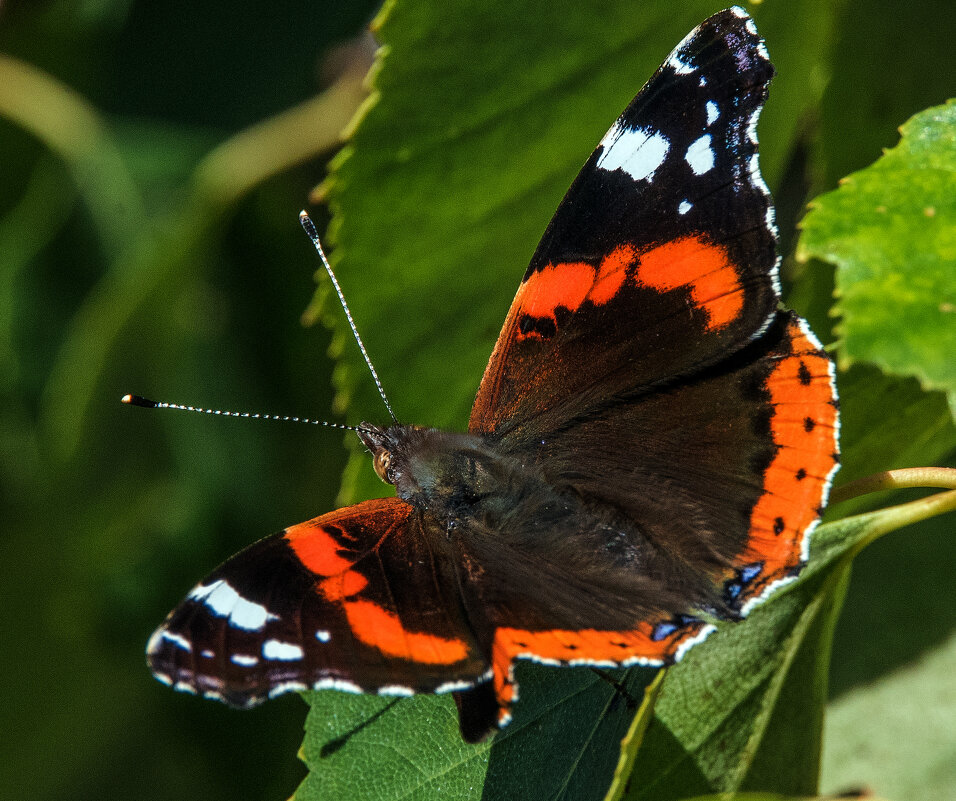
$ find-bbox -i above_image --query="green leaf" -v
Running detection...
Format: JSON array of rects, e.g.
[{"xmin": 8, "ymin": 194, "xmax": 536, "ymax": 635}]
[
  {"xmin": 830, "ymin": 364, "xmax": 956, "ymax": 515},
  {"xmin": 298, "ymin": 693, "xmax": 487, "ymax": 800},
  {"xmin": 297, "ymin": 665, "xmax": 657, "ymax": 801},
  {"xmin": 604, "ymin": 672, "xmax": 666, "ymax": 801},
  {"xmin": 821, "ymin": 630, "xmax": 956, "ymax": 799},
  {"xmin": 679, "ymin": 795, "xmax": 881, "ymax": 801},
  {"xmin": 798, "ymin": 100, "xmax": 956, "ymax": 418},
  {"xmin": 623, "ymin": 549, "xmax": 848, "ymax": 798}
]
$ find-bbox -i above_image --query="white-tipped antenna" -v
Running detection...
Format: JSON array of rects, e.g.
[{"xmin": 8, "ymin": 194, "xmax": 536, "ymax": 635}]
[
  {"xmin": 121, "ymin": 394, "xmax": 367, "ymax": 432},
  {"xmin": 299, "ymin": 211, "xmax": 397, "ymax": 424}
]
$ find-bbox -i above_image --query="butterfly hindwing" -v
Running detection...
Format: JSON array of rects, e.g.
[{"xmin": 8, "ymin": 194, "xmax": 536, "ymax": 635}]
[
  {"xmin": 147, "ymin": 499, "xmax": 490, "ymax": 705},
  {"xmin": 471, "ymin": 8, "xmax": 779, "ymax": 437},
  {"xmin": 723, "ymin": 313, "xmax": 839, "ymax": 612},
  {"xmin": 447, "ymin": 313, "xmax": 837, "ymax": 730},
  {"xmin": 521, "ymin": 312, "xmax": 838, "ymax": 608}
]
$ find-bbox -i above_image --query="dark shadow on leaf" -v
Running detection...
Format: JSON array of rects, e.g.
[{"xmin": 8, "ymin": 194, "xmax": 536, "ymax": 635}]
[
  {"xmin": 590, "ymin": 667, "xmax": 639, "ymax": 709},
  {"xmin": 481, "ymin": 663, "xmax": 657, "ymax": 801},
  {"xmin": 319, "ymin": 699, "xmax": 402, "ymax": 757},
  {"xmin": 626, "ymin": 715, "xmax": 713, "ymax": 800}
]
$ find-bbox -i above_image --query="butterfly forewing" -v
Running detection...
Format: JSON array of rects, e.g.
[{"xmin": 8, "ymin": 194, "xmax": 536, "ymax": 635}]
[
  {"xmin": 470, "ymin": 8, "xmax": 779, "ymax": 437},
  {"xmin": 147, "ymin": 499, "xmax": 490, "ymax": 704}
]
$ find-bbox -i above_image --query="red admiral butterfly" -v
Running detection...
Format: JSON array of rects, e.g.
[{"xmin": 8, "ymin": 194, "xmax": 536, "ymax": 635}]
[{"xmin": 145, "ymin": 7, "xmax": 839, "ymax": 743}]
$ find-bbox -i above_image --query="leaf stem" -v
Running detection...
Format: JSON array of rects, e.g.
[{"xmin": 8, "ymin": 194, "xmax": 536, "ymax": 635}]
[
  {"xmin": 828, "ymin": 467, "xmax": 956, "ymax": 505},
  {"xmin": 603, "ymin": 670, "xmax": 666, "ymax": 801}
]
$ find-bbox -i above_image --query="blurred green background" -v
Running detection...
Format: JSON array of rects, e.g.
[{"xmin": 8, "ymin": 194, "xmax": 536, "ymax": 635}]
[
  {"xmin": 0, "ymin": 1, "xmax": 953, "ymax": 800},
  {"xmin": 0, "ymin": 1, "xmax": 378, "ymax": 798}
]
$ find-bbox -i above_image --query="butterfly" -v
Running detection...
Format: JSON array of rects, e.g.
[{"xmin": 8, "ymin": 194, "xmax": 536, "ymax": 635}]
[{"xmin": 146, "ymin": 7, "xmax": 839, "ymax": 743}]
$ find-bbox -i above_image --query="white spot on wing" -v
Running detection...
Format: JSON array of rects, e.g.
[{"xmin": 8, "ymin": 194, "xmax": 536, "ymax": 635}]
[
  {"xmin": 597, "ymin": 122, "xmax": 670, "ymax": 182},
  {"xmin": 678, "ymin": 200, "xmax": 693, "ymax": 215},
  {"xmin": 665, "ymin": 22, "xmax": 702, "ymax": 76},
  {"xmin": 740, "ymin": 573, "xmax": 799, "ymax": 616},
  {"xmin": 749, "ymin": 152, "xmax": 770, "ymax": 198},
  {"xmin": 146, "ymin": 629, "xmax": 163, "ymax": 655},
  {"xmin": 268, "ymin": 681, "xmax": 308, "ymax": 698},
  {"xmin": 706, "ymin": 100, "xmax": 719, "ymax": 126},
  {"xmin": 516, "ymin": 650, "xmax": 669, "ymax": 670},
  {"xmin": 685, "ymin": 134, "xmax": 715, "ymax": 175},
  {"xmin": 315, "ymin": 630, "xmax": 331, "ymax": 643},
  {"xmin": 673, "ymin": 623, "xmax": 717, "ymax": 661},
  {"xmin": 188, "ymin": 579, "xmax": 279, "ymax": 631},
  {"xmin": 766, "ymin": 207, "xmax": 779, "ymax": 238},
  {"xmin": 161, "ymin": 631, "xmax": 193, "ymax": 652},
  {"xmin": 378, "ymin": 685, "xmax": 415, "ymax": 697},
  {"xmin": 231, "ymin": 654, "xmax": 258, "ymax": 667},
  {"xmin": 739, "ymin": 103, "xmax": 781, "ymax": 298},
  {"xmin": 747, "ymin": 108, "xmax": 761, "ymax": 145},
  {"xmin": 435, "ymin": 678, "xmax": 482, "ymax": 694},
  {"xmin": 667, "ymin": 51, "xmax": 695, "ymax": 74},
  {"xmin": 312, "ymin": 677, "xmax": 363, "ymax": 694},
  {"xmin": 262, "ymin": 639, "xmax": 304, "ymax": 661}
]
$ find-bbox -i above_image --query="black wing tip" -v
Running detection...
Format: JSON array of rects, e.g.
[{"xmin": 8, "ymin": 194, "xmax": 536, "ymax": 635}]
[{"xmin": 682, "ymin": 6, "xmax": 774, "ymax": 74}]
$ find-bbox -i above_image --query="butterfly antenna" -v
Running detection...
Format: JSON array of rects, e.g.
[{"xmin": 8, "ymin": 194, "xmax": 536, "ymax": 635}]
[
  {"xmin": 121, "ymin": 394, "xmax": 368, "ymax": 432},
  {"xmin": 299, "ymin": 211, "xmax": 397, "ymax": 424}
]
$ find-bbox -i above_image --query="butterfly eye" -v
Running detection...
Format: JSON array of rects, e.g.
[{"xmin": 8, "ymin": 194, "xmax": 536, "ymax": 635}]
[{"xmin": 373, "ymin": 449, "xmax": 393, "ymax": 484}]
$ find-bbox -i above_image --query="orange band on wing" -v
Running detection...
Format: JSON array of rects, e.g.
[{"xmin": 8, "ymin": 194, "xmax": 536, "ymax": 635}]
[
  {"xmin": 319, "ymin": 570, "xmax": 368, "ymax": 602},
  {"xmin": 317, "ymin": 566, "xmax": 469, "ymax": 665},
  {"xmin": 285, "ymin": 521, "xmax": 355, "ymax": 575},
  {"xmin": 514, "ymin": 236, "xmax": 741, "ymax": 340},
  {"xmin": 635, "ymin": 237, "xmax": 742, "ymax": 330},
  {"xmin": 590, "ymin": 244, "xmax": 636, "ymax": 303},
  {"xmin": 343, "ymin": 599, "xmax": 469, "ymax": 665},
  {"xmin": 284, "ymin": 498, "xmax": 411, "ymax": 577},
  {"xmin": 281, "ymin": 500, "xmax": 470, "ymax": 666},
  {"xmin": 490, "ymin": 620, "xmax": 707, "ymax": 711},
  {"xmin": 742, "ymin": 318, "xmax": 839, "ymax": 583},
  {"xmin": 518, "ymin": 261, "xmax": 595, "ymax": 322}
]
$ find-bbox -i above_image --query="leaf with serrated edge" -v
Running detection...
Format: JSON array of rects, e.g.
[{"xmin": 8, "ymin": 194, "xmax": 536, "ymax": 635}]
[{"xmin": 799, "ymin": 101, "xmax": 956, "ymax": 417}]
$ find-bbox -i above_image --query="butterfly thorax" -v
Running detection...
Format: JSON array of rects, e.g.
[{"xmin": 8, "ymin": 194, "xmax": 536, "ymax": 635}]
[
  {"xmin": 358, "ymin": 423, "xmax": 531, "ymax": 515},
  {"xmin": 358, "ymin": 422, "xmax": 646, "ymax": 568}
]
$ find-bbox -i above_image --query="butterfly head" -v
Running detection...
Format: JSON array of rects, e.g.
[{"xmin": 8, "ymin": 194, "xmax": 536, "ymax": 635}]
[
  {"xmin": 358, "ymin": 423, "xmax": 444, "ymax": 497},
  {"xmin": 357, "ymin": 423, "xmax": 398, "ymax": 484}
]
